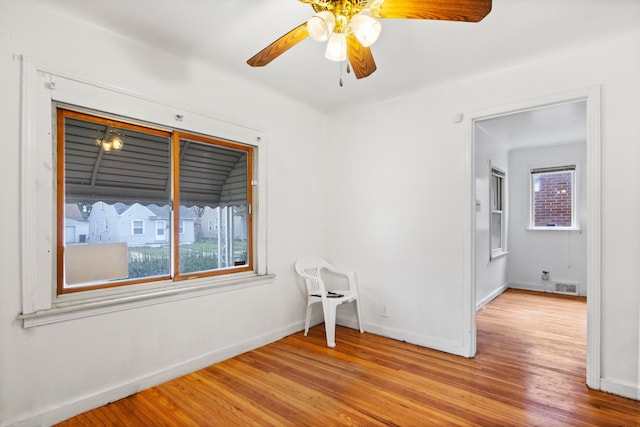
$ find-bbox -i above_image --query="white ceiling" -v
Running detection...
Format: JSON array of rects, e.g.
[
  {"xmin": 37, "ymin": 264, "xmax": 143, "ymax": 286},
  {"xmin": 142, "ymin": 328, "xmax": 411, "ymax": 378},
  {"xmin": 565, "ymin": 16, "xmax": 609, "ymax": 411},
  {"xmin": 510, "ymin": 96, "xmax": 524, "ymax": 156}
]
[
  {"xmin": 476, "ymin": 100, "xmax": 587, "ymax": 151},
  {"xmin": 41, "ymin": 0, "xmax": 639, "ymax": 112}
]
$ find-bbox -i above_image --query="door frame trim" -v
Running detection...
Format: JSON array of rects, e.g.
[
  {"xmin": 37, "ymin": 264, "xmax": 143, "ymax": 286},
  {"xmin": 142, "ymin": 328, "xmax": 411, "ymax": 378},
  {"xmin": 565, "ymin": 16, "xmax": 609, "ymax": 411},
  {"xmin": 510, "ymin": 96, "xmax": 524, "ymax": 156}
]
[{"xmin": 463, "ymin": 86, "xmax": 601, "ymax": 389}]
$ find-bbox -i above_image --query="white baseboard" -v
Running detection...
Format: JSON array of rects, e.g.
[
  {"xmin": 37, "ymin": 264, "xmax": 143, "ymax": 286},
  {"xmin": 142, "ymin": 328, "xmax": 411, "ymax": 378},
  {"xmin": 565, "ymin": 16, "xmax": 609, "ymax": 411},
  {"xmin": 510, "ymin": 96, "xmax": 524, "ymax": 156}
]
[
  {"xmin": 508, "ymin": 281, "xmax": 586, "ymax": 297},
  {"xmin": 599, "ymin": 378, "xmax": 640, "ymax": 401},
  {"xmin": 508, "ymin": 281, "xmax": 548, "ymax": 293},
  {"xmin": 360, "ymin": 322, "xmax": 466, "ymax": 357},
  {"xmin": 336, "ymin": 307, "xmax": 465, "ymax": 356},
  {"xmin": 476, "ymin": 284, "xmax": 509, "ymax": 311},
  {"xmin": 5, "ymin": 322, "xmax": 305, "ymax": 427},
  {"xmin": 13, "ymin": 319, "xmax": 634, "ymax": 427}
]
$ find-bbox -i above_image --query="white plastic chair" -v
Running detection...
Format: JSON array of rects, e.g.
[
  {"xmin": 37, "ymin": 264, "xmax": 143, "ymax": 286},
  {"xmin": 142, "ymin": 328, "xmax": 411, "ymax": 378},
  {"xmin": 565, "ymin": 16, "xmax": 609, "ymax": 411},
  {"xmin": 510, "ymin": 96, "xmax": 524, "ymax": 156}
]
[{"xmin": 294, "ymin": 257, "xmax": 364, "ymax": 347}]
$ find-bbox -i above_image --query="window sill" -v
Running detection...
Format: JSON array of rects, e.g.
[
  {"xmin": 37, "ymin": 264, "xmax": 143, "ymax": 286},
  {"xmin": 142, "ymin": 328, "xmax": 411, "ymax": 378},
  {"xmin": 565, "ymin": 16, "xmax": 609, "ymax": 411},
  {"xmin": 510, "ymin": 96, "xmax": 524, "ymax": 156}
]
[
  {"xmin": 526, "ymin": 227, "xmax": 581, "ymax": 232},
  {"xmin": 491, "ymin": 250, "xmax": 509, "ymax": 260},
  {"xmin": 17, "ymin": 273, "xmax": 276, "ymax": 328}
]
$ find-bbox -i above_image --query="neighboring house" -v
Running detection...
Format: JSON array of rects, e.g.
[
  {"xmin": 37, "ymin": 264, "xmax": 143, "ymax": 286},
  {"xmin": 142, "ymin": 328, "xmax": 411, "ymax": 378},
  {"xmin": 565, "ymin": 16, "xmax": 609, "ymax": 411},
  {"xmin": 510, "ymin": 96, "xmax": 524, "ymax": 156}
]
[
  {"xmin": 86, "ymin": 201, "xmax": 119, "ymax": 244},
  {"xmin": 200, "ymin": 206, "xmax": 221, "ymax": 240},
  {"xmin": 64, "ymin": 204, "xmax": 89, "ymax": 244},
  {"xmin": 200, "ymin": 205, "xmax": 247, "ymax": 241},
  {"xmin": 85, "ymin": 201, "xmax": 196, "ymax": 246}
]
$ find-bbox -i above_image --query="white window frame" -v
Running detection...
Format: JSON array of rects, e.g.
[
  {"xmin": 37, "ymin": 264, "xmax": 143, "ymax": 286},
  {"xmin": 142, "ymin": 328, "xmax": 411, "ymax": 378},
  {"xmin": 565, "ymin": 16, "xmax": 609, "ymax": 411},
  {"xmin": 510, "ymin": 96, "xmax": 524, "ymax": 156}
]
[
  {"xmin": 529, "ymin": 165, "xmax": 578, "ymax": 231},
  {"xmin": 155, "ymin": 220, "xmax": 166, "ymax": 240},
  {"xmin": 17, "ymin": 59, "xmax": 273, "ymax": 327},
  {"xmin": 490, "ymin": 166, "xmax": 507, "ymax": 259},
  {"xmin": 179, "ymin": 220, "xmax": 185, "ymax": 235},
  {"xmin": 132, "ymin": 220, "xmax": 145, "ymax": 236}
]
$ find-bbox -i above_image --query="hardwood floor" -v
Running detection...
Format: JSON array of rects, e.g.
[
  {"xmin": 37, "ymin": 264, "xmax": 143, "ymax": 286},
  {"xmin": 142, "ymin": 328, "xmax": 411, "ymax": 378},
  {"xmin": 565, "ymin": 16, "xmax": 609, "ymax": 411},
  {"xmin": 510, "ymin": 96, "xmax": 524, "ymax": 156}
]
[{"xmin": 57, "ymin": 289, "xmax": 640, "ymax": 426}]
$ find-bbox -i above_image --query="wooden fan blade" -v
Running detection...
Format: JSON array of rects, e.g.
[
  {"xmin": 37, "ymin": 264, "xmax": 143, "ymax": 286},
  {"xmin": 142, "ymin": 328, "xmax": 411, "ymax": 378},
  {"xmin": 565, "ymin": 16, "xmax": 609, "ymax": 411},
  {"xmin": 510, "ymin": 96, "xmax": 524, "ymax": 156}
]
[
  {"xmin": 372, "ymin": 0, "xmax": 492, "ymax": 22},
  {"xmin": 247, "ymin": 23, "xmax": 309, "ymax": 67},
  {"xmin": 347, "ymin": 33, "xmax": 377, "ymax": 79}
]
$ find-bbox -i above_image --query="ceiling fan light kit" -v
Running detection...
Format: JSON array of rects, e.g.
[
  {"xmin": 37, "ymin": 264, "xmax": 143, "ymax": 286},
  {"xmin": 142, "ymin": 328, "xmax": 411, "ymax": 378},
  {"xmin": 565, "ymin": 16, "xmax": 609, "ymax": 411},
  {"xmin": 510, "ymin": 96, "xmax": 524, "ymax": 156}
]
[
  {"xmin": 96, "ymin": 129, "xmax": 125, "ymax": 152},
  {"xmin": 349, "ymin": 13, "xmax": 382, "ymax": 47},
  {"xmin": 307, "ymin": 10, "xmax": 336, "ymax": 41},
  {"xmin": 325, "ymin": 32, "xmax": 348, "ymax": 61},
  {"xmin": 247, "ymin": 0, "xmax": 492, "ymax": 80}
]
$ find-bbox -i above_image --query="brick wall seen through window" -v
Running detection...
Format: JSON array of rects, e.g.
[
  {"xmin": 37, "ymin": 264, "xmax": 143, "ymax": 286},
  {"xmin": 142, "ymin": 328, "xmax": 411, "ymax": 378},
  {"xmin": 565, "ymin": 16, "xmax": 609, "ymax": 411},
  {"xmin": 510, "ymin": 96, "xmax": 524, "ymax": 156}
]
[{"xmin": 532, "ymin": 168, "xmax": 574, "ymax": 227}]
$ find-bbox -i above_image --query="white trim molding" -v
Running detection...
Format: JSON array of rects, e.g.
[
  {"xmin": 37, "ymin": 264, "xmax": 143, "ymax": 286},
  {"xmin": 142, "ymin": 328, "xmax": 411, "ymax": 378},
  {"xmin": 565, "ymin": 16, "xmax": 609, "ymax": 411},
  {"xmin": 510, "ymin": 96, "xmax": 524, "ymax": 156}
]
[
  {"xmin": 475, "ymin": 284, "xmax": 509, "ymax": 312},
  {"xmin": 5, "ymin": 320, "xmax": 301, "ymax": 427},
  {"xmin": 364, "ymin": 323, "xmax": 468, "ymax": 358},
  {"xmin": 17, "ymin": 56, "xmax": 273, "ymax": 327},
  {"xmin": 600, "ymin": 379, "xmax": 640, "ymax": 401}
]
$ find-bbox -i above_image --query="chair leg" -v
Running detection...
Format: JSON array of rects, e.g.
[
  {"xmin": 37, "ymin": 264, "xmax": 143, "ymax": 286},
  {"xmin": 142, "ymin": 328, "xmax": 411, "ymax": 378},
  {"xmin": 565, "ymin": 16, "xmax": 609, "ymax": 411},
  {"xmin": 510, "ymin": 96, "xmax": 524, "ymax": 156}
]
[
  {"xmin": 323, "ymin": 303, "xmax": 337, "ymax": 348},
  {"xmin": 304, "ymin": 303, "xmax": 313, "ymax": 336},
  {"xmin": 354, "ymin": 300, "xmax": 364, "ymax": 333}
]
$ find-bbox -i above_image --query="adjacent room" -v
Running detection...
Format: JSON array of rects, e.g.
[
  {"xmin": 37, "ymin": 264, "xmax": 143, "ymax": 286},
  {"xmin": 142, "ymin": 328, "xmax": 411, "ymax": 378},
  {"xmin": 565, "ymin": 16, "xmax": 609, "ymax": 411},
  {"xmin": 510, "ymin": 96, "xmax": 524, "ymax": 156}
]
[
  {"xmin": 475, "ymin": 100, "xmax": 588, "ymax": 306},
  {"xmin": 1, "ymin": 0, "xmax": 640, "ymax": 425}
]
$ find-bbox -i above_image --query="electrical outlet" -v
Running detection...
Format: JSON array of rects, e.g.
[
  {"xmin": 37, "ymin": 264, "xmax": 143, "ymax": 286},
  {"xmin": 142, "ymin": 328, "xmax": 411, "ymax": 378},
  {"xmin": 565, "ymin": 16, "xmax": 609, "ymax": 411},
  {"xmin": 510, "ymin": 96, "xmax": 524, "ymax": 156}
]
[{"xmin": 380, "ymin": 304, "xmax": 389, "ymax": 318}]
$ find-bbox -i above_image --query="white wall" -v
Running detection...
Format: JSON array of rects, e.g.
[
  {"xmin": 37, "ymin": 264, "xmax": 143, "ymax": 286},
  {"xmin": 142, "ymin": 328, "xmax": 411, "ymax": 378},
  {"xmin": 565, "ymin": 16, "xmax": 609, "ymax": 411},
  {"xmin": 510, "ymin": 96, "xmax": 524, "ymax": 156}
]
[
  {"xmin": 327, "ymin": 97, "xmax": 471, "ymax": 354},
  {"xmin": 0, "ymin": 2, "xmax": 329, "ymax": 425},
  {"xmin": 328, "ymin": 29, "xmax": 640, "ymax": 396},
  {"xmin": 474, "ymin": 127, "xmax": 509, "ymax": 309},
  {"xmin": 2, "ymin": 2, "xmax": 640, "ymax": 425},
  {"xmin": 507, "ymin": 143, "xmax": 587, "ymax": 295}
]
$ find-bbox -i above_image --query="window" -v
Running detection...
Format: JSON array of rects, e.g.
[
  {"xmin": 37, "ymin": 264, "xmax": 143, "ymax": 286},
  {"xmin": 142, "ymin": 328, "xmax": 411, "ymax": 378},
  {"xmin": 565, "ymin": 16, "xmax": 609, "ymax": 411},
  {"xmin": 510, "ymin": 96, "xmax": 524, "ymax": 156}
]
[
  {"xmin": 490, "ymin": 166, "xmax": 506, "ymax": 258},
  {"xmin": 132, "ymin": 221, "xmax": 145, "ymax": 235},
  {"xmin": 58, "ymin": 109, "xmax": 253, "ymax": 294},
  {"xmin": 18, "ymin": 69, "xmax": 270, "ymax": 327},
  {"xmin": 530, "ymin": 165, "xmax": 576, "ymax": 229},
  {"xmin": 156, "ymin": 220, "xmax": 166, "ymax": 240}
]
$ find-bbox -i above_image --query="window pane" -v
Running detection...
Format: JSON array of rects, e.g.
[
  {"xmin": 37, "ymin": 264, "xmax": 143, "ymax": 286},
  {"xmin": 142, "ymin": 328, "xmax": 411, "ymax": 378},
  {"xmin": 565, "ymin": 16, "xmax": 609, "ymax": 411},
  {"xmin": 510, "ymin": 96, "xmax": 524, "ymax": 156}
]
[
  {"xmin": 156, "ymin": 220, "xmax": 165, "ymax": 239},
  {"xmin": 491, "ymin": 212, "xmax": 502, "ymax": 251},
  {"xmin": 132, "ymin": 220, "xmax": 144, "ymax": 235},
  {"xmin": 491, "ymin": 174, "xmax": 502, "ymax": 211},
  {"xmin": 62, "ymin": 113, "xmax": 172, "ymax": 288},
  {"xmin": 532, "ymin": 170, "xmax": 574, "ymax": 227},
  {"xmin": 178, "ymin": 137, "xmax": 250, "ymax": 275},
  {"xmin": 490, "ymin": 167, "xmax": 506, "ymax": 256},
  {"xmin": 59, "ymin": 110, "xmax": 254, "ymax": 292}
]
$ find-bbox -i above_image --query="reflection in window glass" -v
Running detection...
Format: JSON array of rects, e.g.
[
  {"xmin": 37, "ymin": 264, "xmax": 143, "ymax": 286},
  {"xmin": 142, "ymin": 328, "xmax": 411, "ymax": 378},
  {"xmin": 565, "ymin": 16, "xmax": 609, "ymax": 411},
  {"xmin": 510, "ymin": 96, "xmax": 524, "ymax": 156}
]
[
  {"xmin": 178, "ymin": 137, "xmax": 249, "ymax": 275},
  {"xmin": 62, "ymin": 114, "xmax": 172, "ymax": 286},
  {"xmin": 59, "ymin": 110, "xmax": 253, "ymax": 293}
]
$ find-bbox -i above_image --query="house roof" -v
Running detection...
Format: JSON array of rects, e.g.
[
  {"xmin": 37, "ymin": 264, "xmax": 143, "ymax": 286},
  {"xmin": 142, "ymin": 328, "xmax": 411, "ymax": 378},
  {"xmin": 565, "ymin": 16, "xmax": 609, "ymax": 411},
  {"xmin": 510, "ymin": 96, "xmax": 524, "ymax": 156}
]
[
  {"xmin": 64, "ymin": 117, "xmax": 248, "ymax": 208},
  {"xmin": 114, "ymin": 202, "xmax": 129, "ymax": 215},
  {"xmin": 146, "ymin": 204, "xmax": 197, "ymax": 220},
  {"xmin": 65, "ymin": 203, "xmax": 86, "ymax": 221},
  {"xmin": 106, "ymin": 202, "xmax": 199, "ymax": 220}
]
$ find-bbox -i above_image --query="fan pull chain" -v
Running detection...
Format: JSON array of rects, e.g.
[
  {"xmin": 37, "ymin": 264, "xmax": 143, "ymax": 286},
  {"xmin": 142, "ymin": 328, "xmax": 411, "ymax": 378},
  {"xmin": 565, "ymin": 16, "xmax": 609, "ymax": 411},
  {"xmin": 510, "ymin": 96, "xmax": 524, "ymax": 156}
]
[{"xmin": 339, "ymin": 62, "xmax": 351, "ymax": 87}]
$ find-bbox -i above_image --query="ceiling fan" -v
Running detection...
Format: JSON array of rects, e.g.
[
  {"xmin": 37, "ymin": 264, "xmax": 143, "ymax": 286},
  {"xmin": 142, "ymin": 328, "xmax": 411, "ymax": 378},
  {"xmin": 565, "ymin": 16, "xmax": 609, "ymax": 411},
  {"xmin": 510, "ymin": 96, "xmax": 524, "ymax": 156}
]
[{"xmin": 247, "ymin": 0, "xmax": 492, "ymax": 81}]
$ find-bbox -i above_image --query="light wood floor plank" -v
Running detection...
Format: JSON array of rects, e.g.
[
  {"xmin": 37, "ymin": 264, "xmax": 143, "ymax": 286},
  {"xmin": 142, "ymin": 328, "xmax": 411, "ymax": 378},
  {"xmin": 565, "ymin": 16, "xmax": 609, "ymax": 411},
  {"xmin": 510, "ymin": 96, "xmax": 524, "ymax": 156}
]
[{"xmin": 56, "ymin": 289, "xmax": 640, "ymax": 426}]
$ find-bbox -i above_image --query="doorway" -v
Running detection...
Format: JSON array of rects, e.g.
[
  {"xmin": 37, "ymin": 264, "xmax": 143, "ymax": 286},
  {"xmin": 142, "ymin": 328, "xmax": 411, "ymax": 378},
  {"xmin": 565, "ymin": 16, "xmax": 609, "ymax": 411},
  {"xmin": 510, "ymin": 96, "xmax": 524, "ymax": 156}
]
[{"xmin": 463, "ymin": 87, "xmax": 602, "ymax": 389}]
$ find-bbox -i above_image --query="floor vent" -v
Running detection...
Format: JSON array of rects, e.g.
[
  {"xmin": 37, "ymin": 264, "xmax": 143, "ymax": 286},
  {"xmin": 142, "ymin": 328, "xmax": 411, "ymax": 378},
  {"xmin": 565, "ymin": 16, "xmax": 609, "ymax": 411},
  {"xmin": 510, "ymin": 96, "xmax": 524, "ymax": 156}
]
[{"xmin": 554, "ymin": 282, "xmax": 578, "ymax": 295}]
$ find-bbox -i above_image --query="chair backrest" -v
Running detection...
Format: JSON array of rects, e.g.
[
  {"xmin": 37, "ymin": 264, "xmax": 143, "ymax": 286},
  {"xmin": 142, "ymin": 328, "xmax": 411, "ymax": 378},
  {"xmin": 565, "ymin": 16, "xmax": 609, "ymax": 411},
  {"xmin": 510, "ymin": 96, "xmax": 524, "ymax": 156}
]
[{"xmin": 294, "ymin": 257, "xmax": 333, "ymax": 296}]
